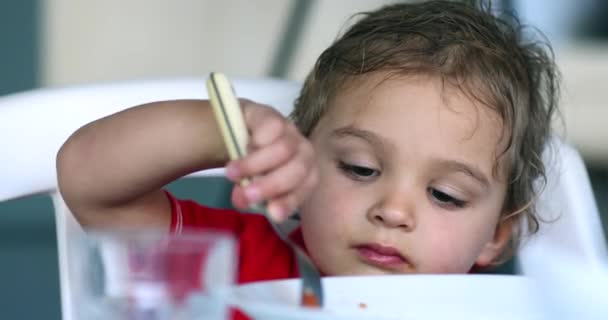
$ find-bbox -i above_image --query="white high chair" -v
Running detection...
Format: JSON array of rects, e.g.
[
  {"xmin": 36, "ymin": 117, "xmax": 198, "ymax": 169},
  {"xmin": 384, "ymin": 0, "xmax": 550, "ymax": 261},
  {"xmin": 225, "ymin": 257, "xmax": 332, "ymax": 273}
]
[
  {"xmin": 517, "ymin": 138, "xmax": 608, "ymax": 273},
  {"xmin": 0, "ymin": 76, "xmax": 300, "ymax": 320},
  {"xmin": 0, "ymin": 77, "xmax": 606, "ymax": 319}
]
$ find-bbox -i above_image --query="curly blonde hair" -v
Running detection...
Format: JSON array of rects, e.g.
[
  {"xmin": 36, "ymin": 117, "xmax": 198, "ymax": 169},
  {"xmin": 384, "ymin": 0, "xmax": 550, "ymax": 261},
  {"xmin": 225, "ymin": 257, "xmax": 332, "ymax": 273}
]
[{"xmin": 290, "ymin": 0, "xmax": 559, "ymax": 264}]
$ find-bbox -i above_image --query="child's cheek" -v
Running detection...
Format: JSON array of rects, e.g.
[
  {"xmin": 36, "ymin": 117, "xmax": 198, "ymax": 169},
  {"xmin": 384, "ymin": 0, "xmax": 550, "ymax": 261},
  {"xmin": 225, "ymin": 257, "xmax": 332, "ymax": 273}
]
[{"xmin": 418, "ymin": 226, "xmax": 475, "ymax": 273}]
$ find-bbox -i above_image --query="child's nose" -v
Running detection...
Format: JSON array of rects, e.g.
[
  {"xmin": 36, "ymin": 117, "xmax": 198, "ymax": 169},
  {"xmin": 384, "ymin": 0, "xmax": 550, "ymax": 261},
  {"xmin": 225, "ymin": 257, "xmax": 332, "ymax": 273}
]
[{"xmin": 367, "ymin": 196, "xmax": 416, "ymax": 231}]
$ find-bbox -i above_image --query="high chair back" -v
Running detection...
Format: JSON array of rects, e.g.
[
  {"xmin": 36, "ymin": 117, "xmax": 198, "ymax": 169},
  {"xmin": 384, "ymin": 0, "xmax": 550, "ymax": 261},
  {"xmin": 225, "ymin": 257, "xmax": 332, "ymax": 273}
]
[
  {"xmin": 517, "ymin": 139, "xmax": 608, "ymax": 273},
  {"xmin": 0, "ymin": 77, "xmax": 300, "ymax": 320}
]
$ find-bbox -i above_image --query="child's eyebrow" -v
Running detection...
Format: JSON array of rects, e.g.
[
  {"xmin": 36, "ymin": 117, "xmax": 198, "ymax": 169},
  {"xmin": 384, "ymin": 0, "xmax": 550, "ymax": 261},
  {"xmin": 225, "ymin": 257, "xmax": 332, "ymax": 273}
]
[
  {"xmin": 433, "ymin": 158, "xmax": 490, "ymax": 188},
  {"xmin": 330, "ymin": 126, "xmax": 394, "ymax": 155}
]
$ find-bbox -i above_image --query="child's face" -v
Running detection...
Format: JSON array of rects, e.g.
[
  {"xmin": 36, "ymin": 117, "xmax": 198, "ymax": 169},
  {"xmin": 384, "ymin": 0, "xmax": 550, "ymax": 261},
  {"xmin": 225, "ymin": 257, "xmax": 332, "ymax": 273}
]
[{"xmin": 299, "ymin": 73, "xmax": 512, "ymax": 275}]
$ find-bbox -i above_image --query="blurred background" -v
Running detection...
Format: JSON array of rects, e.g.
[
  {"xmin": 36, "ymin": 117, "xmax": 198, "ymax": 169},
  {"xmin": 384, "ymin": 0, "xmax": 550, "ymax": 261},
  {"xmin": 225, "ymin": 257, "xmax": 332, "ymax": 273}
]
[{"xmin": 0, "ymin": 0, "xmax": 606, "ymax": 318}]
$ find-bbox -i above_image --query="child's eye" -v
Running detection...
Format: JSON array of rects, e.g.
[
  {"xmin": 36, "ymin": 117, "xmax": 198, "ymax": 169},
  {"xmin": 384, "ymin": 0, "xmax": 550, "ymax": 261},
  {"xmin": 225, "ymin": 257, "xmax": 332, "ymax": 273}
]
[
  {"xmin": 428, "ymin": 188, "xmax": 467, "ymax": 209},
  {"xmin": 338, "ymin": 161, "xmax": 380, "ymax": 180}
]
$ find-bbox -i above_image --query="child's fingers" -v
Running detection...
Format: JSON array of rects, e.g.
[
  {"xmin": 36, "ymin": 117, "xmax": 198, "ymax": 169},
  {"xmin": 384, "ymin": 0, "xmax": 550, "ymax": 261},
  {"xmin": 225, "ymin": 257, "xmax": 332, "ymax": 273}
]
[
  {"xmin": 230, "ymin": 186, "xmax": 250, "ymax": 210},
  {"xmin": 225, "ymin": 134, "xmax": 299, "ymax": 181},
  {"xmin": 267, "ymin": 195, "xmax": 297, "ymax": 222},
  {"xmin": 267, "ymin": 170, "xmax": 319, "ymax": 221},
  {"xmin": 242, "ymin": 102, "xmax": 287, "ymax": 147},
  {"xmin": 239, "ymin": 138, "xmax": 314, "ymax": 205},
  {"xmin": 242, "ymin": 155, "xmax": 309, "ymax": 205},
  {"xmin": 230, "ymin": 151, "xmax": 318, "ymax": 221}
]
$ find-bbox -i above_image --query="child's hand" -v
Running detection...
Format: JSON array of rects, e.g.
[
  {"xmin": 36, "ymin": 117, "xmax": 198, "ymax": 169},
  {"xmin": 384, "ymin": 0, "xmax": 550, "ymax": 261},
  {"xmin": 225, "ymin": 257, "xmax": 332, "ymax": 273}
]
[{"xmin": 225, "ymin": 100, "xmax": 319, "ymax": 221}]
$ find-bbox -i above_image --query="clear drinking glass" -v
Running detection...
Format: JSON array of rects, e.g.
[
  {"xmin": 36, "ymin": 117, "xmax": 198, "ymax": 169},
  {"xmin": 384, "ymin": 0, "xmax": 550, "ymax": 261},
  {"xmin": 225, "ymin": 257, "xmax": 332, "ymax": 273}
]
[{"xmin": 69, "ymin": 228, "xmax": 236, "ymax": 320}]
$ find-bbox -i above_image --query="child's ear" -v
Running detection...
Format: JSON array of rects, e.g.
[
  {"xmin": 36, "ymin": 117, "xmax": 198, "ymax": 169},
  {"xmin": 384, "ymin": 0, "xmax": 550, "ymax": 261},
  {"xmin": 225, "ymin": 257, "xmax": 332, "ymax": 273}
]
[{"xmin": 475, "ymin": 217, "xmax": 514, "ymax": 267}]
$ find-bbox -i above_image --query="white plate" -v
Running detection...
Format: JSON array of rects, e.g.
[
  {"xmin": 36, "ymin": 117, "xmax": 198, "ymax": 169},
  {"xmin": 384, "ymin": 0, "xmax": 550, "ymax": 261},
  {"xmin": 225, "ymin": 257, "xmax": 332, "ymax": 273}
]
[{"xmin": 229, "ymin": 275, "xmax": 545, "ymax": 320}]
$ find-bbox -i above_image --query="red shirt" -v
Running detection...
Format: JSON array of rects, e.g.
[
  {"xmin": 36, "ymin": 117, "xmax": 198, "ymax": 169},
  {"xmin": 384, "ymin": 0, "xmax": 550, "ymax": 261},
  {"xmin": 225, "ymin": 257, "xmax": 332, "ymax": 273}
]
[
  {"xmin": 167, "ymin": 192, "xmax": 303, "ymax": 283},
  {"xmin": 166, "ymin": 192, "xmax": 302, "ymax": 319}
]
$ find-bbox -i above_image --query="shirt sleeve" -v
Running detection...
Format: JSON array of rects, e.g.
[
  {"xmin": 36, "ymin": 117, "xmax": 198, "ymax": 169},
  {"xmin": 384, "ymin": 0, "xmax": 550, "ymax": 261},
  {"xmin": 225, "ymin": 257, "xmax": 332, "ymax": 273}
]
[
  {"xmin": 165, "ymin": 190, "xmax": 246, "ymax": 235},
  {"xmin": 163, "ymin": 190, "xmax": 298, "ymax": 283}
]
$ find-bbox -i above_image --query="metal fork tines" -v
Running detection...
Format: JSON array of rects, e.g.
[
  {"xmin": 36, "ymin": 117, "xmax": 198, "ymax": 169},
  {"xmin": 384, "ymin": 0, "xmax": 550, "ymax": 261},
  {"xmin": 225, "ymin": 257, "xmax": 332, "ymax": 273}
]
[{"xmin": 250, "ymin": 204, "xmax": 324, "ymax": 307}]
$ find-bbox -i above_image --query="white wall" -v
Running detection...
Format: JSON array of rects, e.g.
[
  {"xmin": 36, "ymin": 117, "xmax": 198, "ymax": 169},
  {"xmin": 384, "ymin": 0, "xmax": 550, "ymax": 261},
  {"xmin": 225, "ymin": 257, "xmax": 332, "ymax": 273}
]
[
  {"xmin": 40, "ymin": 0, "xmax": 608, "ymax": 161},
  {"xmin": 41, "ymin": 0, "xmax": 397, "ymax": 86},
  {"xmin": 557, "ymin": 43, "xmax": 608, "ymax": 164},
  {"xmin": 41, "ymin": 0, "xmax": 292, "ymax": 85},
  {"xmin": 286, "ymin": 0, "xmax": 397, "ymax": 80}
]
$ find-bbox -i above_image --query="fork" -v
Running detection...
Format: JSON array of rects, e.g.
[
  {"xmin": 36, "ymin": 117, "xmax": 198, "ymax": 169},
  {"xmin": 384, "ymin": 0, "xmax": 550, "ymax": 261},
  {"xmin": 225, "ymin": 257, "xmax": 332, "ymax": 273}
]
[{"xmin": 206, "ymin": 72, "xmax": 324, "ymax": 307}]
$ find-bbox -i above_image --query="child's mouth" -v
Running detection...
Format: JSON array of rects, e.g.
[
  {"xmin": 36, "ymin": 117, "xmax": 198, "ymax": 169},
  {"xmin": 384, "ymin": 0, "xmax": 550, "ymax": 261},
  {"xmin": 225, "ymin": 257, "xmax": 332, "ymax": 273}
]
[{"xmin": 354, "ymin": 243, "xmax": 409, "ymax": 270}]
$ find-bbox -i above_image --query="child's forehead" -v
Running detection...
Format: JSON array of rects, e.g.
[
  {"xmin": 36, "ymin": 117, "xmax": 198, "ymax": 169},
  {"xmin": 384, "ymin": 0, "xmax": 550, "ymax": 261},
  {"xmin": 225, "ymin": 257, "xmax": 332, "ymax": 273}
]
[
  {"xmin": 326, "ymin": 73, "xmax": 503, "ymax": 129},
  {"xmin": 315, "ymin": 72, "xmax": 510, "ymax": 179}
]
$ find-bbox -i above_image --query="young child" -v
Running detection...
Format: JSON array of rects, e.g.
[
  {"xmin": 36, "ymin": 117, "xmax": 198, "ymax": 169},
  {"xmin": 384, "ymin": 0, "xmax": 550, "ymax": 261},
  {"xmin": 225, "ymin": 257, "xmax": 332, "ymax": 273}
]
[{"xmin": 57, "ymin": 0, "xmax": 559, "ymax": 284}]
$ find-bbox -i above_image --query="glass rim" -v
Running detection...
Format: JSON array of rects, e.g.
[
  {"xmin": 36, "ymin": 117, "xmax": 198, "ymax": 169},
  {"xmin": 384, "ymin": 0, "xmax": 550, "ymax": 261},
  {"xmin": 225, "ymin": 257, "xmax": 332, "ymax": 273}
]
[{"xmin": 83, "ymin": 227, "xmax": 236, "ymax": 243}]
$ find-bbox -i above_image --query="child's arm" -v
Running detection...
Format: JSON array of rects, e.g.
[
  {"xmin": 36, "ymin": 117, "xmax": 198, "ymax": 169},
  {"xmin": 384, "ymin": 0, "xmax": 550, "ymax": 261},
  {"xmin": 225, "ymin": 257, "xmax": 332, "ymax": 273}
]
[{"xmin": 56, "ymin": 99, "xmax": 318, "ymax": 229}]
